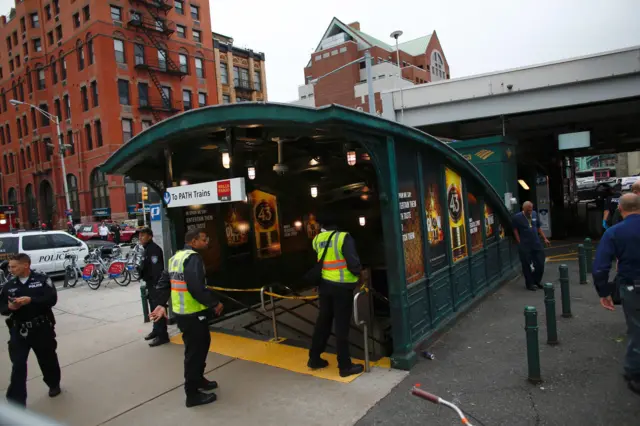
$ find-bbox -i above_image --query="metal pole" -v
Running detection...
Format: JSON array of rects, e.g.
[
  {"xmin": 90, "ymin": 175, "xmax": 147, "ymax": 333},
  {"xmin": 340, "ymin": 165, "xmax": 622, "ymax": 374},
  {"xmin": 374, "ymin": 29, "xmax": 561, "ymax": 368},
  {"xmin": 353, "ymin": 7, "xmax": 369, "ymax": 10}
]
[
  {"xmin": 578, "ymin": 244, "xmax": 587, "ymax": 285},
  {"xmin": 524, "ymin": 306, "xmax": 542, "ymax": 384},
  {"xmin": 543, "ymin": 283, "xmax": 558, "ymax": 345},
  {"xmin": 364, "ymin": 50, "xmax": 375, "ymax": 115},
  {"xmin": 394, "ymin": 37, "xmax": 404, "ymax": 123},
  {"xmin": 559, "ymin": 264, "xmax": 572, "ymax": 318},
  {"xmin": 56, "ymin": 117, "xmax": 73, "ymax": 226},
  {"xmin": 269, "ymin": 286, "xmax": 278, "ymax": 341},
  {"xmin": 142, "ymin": 198, "xmax": 147, "ymax": 227},
  {"xmin": 584, "ymin": 238, "xmax": 593, "ymax": 273},
  {"xmin": 140, "ymin": 284, "xmax": 150, "ymax": 323}
]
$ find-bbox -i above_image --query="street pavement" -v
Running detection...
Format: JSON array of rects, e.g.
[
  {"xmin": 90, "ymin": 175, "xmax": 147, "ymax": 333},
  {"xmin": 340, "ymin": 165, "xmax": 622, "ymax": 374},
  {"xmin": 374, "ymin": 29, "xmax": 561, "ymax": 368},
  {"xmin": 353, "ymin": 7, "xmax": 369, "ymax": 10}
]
[{"xmin": 355, "ymin": 258, "xmax": 639, "ymax": 426}]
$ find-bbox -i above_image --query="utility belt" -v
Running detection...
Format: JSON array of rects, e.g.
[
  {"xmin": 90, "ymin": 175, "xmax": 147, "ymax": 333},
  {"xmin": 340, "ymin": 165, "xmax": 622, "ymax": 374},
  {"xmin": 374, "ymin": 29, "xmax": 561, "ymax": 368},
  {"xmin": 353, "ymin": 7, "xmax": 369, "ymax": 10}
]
[
  {"xmin": 617, "ymin": 276, "xmax": 640, "ymax": 293},
  {"xmin": 7, "ymin": 315, "xmax": 51, "ymax": 337}
]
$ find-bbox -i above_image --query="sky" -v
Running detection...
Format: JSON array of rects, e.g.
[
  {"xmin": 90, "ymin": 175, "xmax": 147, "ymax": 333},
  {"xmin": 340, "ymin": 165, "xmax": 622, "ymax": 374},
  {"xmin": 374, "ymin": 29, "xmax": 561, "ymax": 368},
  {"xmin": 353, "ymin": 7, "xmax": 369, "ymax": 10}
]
[{"xmin": 2, "ymin": 0, "xmax": 639, "ymax": 102}]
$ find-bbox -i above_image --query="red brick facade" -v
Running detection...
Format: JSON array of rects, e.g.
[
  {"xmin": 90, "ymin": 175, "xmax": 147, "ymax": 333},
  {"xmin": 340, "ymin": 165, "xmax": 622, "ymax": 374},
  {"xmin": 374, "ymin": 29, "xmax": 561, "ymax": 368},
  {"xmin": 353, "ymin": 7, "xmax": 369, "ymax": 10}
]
[{"xmin": 0, "ymin": 0, "xmax": 217, "ymax": 229}]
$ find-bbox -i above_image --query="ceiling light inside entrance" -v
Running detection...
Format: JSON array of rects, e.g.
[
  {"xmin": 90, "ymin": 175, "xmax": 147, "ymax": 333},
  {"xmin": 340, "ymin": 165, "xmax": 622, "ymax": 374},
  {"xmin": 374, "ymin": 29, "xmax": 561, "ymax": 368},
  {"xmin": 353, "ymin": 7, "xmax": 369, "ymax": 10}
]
[
  {"xmin": 359, "ymin": 216, "xmax": 366, "ymax": 226},
  {"xmin": 347, "ymin": 150, "xmax": 357, "ymax": 166},
  {"xmin": 222, "ymin": 151, "xmax": 231, "ymax": 169},
  {"xmin": 518, "ymin": 179, "xmax": 530, "ymax": 190},
  {"xmin": 310, "ymin": 185, "xmax": 318, "ymax": 198},
  {"xmin": 247, "ymin": 166, "xmax": 256, "ymax": 180},
  {"xmin": 309, "ymin": 158, "xmax": 320, "ymax": 166}
]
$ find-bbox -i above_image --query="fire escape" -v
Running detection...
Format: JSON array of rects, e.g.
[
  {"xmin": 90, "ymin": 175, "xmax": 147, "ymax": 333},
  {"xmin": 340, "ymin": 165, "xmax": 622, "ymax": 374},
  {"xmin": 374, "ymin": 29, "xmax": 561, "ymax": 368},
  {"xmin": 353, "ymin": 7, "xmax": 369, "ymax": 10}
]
[{"xmin": 128, "ymin": 0, "xmax": 185, "ymax": 123}]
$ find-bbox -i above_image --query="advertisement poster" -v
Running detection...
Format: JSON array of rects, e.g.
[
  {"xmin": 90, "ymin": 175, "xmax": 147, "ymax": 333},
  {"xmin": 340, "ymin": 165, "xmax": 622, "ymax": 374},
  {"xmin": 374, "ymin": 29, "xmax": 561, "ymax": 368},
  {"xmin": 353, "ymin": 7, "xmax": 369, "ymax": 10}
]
[
  {"xmin": 304, "ymin": 214, "xmax": 321, "ymax": 239},
  {"xmin": 250, "ymin": 190, "xmax": 282, "ymax": 258},
  {"xmin": 423, "ymin": 172, "xmax": 447, "ymax": 271},
  {"xmin": 184, "ymin": 205, "xmax": 221, "ymax": 272},
  {"xmin": 467, "ymin": 192, "xmax": 483, "ymax": 254},
  {"xmin": 484, "ymin": 204, "xmax": 497, "ymax": 245},
  {"xmin": 222, "ymin": 204, "xmax": 250, "ymax": 248},
  {"xmin": 445, "ymin": 167, "xmax": 468, "ymax": 262},
  {"xmin": 398, "ymin": 185, "xmax": 425, "ymax": 285}
]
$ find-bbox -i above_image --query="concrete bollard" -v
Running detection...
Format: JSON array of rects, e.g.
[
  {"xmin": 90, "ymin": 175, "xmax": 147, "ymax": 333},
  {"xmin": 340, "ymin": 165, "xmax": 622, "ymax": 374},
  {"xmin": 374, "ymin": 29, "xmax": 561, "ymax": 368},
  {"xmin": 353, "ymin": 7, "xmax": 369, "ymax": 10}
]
[
  {"xmin": 578, "ymin": 244, "xmax": 588, "ymax": 285},
  {"xmin": 140, "ymin": 284, "xmax": 150, "ymax": 323},
  {"xmin": 559, "ymin": 264, "xmax": 572, "ymax": 318},
  {"xmin": 543, "ymin": 283, "xmax": 558, "ymax": 345},
  {"xmin": 524, "ymin": 306, "xmax": 542, "ymax": 384},
  {"xmin": 584, "ymin": 238, "xmax": 593, "ymax": 274},
  {"xmin": 63, "ymin": 270, "xmax": 69, "ymax": 288}
]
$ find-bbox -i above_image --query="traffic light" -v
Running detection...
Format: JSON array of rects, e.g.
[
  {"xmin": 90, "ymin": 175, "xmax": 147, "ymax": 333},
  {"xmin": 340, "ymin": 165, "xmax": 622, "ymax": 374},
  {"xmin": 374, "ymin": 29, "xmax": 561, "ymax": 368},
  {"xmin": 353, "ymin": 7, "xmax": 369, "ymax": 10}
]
[{"xmin": 141, "ymin": 186, "xmax": 149, "ymax": 201}]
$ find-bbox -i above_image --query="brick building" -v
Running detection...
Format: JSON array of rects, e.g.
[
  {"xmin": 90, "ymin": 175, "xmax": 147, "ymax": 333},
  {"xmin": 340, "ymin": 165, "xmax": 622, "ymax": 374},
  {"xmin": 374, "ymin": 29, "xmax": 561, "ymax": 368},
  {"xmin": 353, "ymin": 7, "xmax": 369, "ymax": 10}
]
[
  {"xmin": 294, "ymin": 18, "xmax": 450, "ymax": 113},
  {"xmin": 213, "ymin": 32, "xmax": 267, "ymax": 104},
  {"xmin": 0, "ymin": 0, "xmax": 217, "ymax": 229}
]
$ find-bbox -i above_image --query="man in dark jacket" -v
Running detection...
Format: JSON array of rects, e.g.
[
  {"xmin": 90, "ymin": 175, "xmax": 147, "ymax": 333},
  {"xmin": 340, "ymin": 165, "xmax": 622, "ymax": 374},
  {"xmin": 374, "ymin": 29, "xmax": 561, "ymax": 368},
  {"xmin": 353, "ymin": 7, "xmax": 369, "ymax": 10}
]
[
  {"xmin": 149, "ymin": 229, "xmax": 223, "ymax": 408},
  {"xmin": 0, "ymin": 254, "xmax": 61, "ymax": 406},
  {"xmin": 139, "ymin": 228, "xmax": 168, "ymax": 347},
  {"xmin": 307, "ymin": 213, "xmax": 364, "ymax": 378}
]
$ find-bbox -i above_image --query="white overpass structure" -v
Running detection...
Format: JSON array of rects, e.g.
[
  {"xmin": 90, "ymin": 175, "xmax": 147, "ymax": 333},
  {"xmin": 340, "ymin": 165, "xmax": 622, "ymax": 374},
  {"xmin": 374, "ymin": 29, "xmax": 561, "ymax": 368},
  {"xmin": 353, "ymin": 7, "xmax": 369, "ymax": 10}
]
[{"xmin": 380, "ymin": 46, "xmax": 640, "ymax": 138}]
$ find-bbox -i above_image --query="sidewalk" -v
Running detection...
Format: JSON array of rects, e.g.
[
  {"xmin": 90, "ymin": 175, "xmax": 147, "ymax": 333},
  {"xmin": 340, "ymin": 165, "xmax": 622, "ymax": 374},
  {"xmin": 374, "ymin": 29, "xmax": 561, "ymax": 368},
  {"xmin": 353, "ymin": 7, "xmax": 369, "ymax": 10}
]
[{"xmin": 356, "ymin": 260, "xmax": 640, "ymax": 426}]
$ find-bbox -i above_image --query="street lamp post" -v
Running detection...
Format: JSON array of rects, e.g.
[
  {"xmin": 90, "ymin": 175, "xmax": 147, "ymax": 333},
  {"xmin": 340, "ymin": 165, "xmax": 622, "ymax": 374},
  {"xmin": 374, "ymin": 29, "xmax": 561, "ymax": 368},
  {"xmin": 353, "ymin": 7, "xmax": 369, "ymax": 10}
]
[
  {"xmin": 390, "ymin": 30, "xmax": 405, "ymax": 123},
  {"xmin": 310, "ymin": 50, "xmax": 376, "ymax": 115},
  {"xmin": 10, "ymin": 99, "xmax": 73, "ymax": 225}
]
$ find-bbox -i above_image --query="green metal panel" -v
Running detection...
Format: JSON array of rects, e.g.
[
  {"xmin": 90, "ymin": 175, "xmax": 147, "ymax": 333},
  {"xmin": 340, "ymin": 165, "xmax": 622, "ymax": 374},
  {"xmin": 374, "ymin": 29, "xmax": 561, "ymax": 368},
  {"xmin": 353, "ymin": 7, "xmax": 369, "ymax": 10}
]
[
  {"xmin": 429, "ymin": 268, "xmax": 453, "ymax": 325},
  {"xmin": 407, "ymin": 280, "xmax": 432, "ymax": 342},
  {"xmin": 451, "ymin": 261, "xmax": 472, "ymax": 309}
]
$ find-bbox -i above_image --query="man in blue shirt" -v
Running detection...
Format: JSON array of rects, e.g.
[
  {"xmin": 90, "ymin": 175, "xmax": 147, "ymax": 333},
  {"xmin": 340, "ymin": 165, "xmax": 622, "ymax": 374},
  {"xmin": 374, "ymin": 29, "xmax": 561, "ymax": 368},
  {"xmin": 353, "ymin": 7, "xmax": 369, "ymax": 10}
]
[
  {"xmin": 592, "ymin": 193, "xmax": 640, "ymax": 395},
  {"xmin": 512, "ymin": 201, "xmax": 551, "ymax": 291}
]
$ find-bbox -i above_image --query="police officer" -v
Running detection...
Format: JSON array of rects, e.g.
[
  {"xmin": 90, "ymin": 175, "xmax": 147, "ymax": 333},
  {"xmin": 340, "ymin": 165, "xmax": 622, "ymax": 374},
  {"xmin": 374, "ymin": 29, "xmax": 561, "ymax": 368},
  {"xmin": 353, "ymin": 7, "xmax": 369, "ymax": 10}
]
[
  {"xmin": 603, "ymin": 183, "xmax": 622, "ymax": 230},
  {"xmin": 307, "ymin": 214, "xmax": 364, "ymax": 377},
  {"xmin": 592, "ymin": 193, "xmax": 640, "ymax": 395},
  {"xmin": 149, "ymin": 229, "xmax": 223, "ymax": 408},
  {"xmin": 512, "ymin": 201, "xmax": 551, "ymax": 291},
  {"xmin": 0, "ymin": 253, "xmax": 61, "ymax": 406},
  {"xmin": 139, "ymin": 228, "xmax": 168, "ymax": 347}
]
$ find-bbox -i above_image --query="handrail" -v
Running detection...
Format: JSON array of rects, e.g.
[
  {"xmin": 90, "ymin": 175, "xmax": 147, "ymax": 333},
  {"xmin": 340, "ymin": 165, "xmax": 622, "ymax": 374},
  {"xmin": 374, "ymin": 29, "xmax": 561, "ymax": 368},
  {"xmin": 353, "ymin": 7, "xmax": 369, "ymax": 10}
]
[
  {"xmin": 260, "ymin": 286, "xmax": 279, "ymax": 341},
  {"xmin": 353, "ymin": 289, "xmax": 370, "ymax": 372}
]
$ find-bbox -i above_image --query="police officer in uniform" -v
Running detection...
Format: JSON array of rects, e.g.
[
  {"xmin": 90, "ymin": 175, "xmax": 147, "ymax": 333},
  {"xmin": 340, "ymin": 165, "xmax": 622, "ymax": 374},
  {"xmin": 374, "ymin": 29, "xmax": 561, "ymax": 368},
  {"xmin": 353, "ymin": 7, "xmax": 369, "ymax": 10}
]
[
  {"xmin": 149, "ymin": 229, "xmax": 223, "ymax": 407},
  {"xmin": 593, "ymin": 193, "xmax": 640, "ymax": 395},
  {"xmin": 0, "ymin": 254, "xmax": 61, "ymax": 406},
  {"xmin": 307, "ymin": 214, "xmax": 364, "ymax": 377},
  {"xmin": 512, "ymin": 201, "xmax": 551, "ymax": 291},
  {"xmin": 139, "ymin": 228, "xmax": 169, "ymax": 347}
]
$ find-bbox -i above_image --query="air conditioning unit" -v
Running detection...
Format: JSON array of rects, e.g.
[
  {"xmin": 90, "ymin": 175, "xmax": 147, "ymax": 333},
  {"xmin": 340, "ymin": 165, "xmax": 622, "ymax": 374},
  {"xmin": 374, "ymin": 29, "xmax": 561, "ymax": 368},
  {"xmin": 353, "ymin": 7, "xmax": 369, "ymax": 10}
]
[{"xmin": 356, "ymin": 106, "xmax": 363, "ymax": 112}]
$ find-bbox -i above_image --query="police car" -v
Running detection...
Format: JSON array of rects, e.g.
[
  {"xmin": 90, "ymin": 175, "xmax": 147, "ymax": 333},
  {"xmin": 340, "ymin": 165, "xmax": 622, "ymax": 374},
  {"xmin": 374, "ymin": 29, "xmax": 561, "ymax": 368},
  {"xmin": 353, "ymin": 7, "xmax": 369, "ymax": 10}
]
[{"xmin": 0, "ymin": 230, "xmax": 89, "ymax": 275}]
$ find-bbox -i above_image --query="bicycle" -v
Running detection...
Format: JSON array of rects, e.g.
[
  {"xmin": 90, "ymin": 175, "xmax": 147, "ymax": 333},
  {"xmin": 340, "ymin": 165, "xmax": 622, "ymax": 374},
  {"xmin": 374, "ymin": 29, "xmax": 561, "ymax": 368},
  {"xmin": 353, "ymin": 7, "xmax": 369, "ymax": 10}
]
[
  {"xmin": 125, "ymin": 244, "xmax": 144, "ymax": 282},
  {"xmin": 82, "ymin": 246, "xmax": 131, "ymax": 290},
  {"xmin": 411, "ymin": 385, "xmax": 480, "ymax": 426},
  {"xmin": 62, "ymin": 253, "xmax": 82, "ymax": 288}
]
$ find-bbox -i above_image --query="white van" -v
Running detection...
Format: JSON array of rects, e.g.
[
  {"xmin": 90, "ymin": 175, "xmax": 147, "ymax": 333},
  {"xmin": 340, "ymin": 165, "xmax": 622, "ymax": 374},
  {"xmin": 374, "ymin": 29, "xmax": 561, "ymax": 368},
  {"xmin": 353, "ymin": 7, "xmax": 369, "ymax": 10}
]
[{"xmin": 0, "ymin": 230, "xmax": 89, "ymax": 275}]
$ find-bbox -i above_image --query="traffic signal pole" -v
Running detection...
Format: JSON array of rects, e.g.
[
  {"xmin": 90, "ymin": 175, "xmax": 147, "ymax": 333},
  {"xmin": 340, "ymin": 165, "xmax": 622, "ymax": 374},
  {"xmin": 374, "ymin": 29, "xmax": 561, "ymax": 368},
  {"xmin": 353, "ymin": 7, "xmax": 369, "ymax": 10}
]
[{"xmin": 141, "ymin": 187, "xmax": 148, "ymax": 227}]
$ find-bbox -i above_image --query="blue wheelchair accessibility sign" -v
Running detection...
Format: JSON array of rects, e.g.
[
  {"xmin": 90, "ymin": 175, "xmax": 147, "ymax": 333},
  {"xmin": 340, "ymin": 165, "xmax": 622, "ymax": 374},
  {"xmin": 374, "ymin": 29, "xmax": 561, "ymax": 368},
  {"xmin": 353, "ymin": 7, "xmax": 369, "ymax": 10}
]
[{"xmin": 150, "ymin": 204, "xmax": 162, "ymax": 222}]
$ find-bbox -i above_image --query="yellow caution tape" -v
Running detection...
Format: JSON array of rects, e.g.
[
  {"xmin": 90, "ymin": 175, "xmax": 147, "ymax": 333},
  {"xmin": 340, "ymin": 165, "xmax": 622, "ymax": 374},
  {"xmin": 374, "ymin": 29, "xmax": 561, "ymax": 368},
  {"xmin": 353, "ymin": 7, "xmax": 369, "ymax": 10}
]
[
  {"xmin": 206, "ymin": 282, "xmax": 369, "ymax": 301},
  {"xmin": 208, "ymin": 286, "xmax": 263, "ymax": 292}
]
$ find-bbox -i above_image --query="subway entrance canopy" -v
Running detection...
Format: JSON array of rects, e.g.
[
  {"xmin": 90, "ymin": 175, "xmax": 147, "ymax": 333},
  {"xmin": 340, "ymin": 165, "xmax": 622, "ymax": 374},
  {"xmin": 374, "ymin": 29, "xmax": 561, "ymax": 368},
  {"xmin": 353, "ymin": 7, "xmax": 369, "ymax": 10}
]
[{"xmin": 102, "ymin": 103, "xmax": 521, "ymax": 369}]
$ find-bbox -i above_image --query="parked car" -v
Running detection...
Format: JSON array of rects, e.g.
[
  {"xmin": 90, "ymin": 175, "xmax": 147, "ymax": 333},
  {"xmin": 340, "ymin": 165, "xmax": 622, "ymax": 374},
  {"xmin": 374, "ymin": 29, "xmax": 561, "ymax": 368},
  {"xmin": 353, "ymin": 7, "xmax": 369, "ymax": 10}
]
[
  {"xmin": 620, "ymin": 176, "xmax": 639, "ymax": 192},
  {"xmin": 0, "ymin": 230, "xmax": 89, "ymax": 275},
  {"xmin": 77, "ymin": 223, "xmax": 139, "ymax": 244}
]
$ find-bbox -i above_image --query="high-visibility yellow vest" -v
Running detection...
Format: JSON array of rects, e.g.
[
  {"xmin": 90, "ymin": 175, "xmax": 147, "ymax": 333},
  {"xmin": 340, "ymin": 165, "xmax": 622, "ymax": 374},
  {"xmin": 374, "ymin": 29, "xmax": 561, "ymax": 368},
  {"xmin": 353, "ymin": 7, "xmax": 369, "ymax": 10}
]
[
  {"xmin": 312, "ymin": 231, "xmax": 359, "ymax": 284},
  {"xmin": 168, "ymin": 250, "xmax": 208, "ymax": 315}
]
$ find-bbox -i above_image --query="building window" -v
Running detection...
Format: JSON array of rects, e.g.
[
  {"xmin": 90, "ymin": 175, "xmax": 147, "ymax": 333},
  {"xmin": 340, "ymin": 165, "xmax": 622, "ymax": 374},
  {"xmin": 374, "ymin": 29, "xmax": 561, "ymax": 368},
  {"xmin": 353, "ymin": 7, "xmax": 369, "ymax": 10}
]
[
  {"xmin": 253, "ymin": 70, "xmax": 262, "ymax": 91},
  {"xmin": 33, "ymin": 38, "xmax": 42, "ymax": 52},
  {"xmin": 95, "ymin": 120, "xmax": 103, "ymax": 147},
  {"xmin": 45, "ymin": 5, "xmax": 52, "ymax": 20},
  {"xmin": 27, "ymin": 145, "xmax": 32, "ymax": 163},
  {"xmin": 20, "ymin": 17, "xmax": 26, "ymax": 33},
  {"xmin": 67, "ymin": 174, "xmax": 80, "ymax": 216},
  {"xmin": 23, "ymin": 42, "xmax": 28, "ymax": 56},
  {"xmin": 155, "ymin": 19, "xmax": 165, "ymax": 32},
  {"xmin": 87, "ymin": 38, "xmax": 95, "ymax": 65},
  {"xmin": 85, "ymin": 124, "xmax": 93, "ymax": 150},
  {"xmin": 233, "ymin": 66, "xmax": 240, "ymax": 85},
  {"xmin": 91, "ymin": 81, "xmax": 98, "ymax": 107},
  {"xmin": 30, "ymin": 108, "xmax": 37, "ymax": 129},
  {"xmin": 31, "ymin": 13, "xmax": 40, "ymax": 29},
  {"xmin": 158, "ymin": 50, "xmax": 167, "ymax": 71},
  {"xmin": 175, "ymin": 1, "xmax": 184, "ymax": 14},
  {"xmin": 198, "ymin": 92, "xmax": 206, "ymax": 107},
  {"xmin": 18, "ymin": 83, "xmax": 24, "ymax": 102},
  {"xmin": 0, "ymin": 127, "xmax": 4, "ymax": 145},
  {"xmin": 60, "ymin": 57, "xmax": 67, "ymax": 80},
  {"xmin": 54, "ymin": 99, "xmax": 62, "ymax": 120},
  {"xmin": 118, "ymin": 79, "xmax": 130, "ymax": 105},
  {"xmin": 131, "ymin": 11, "xmax": 142, "ymax": 24},
  {"xmin": 47, "ymin": 31, "xmax": 54, "ymax": 46},
  {"xmin": 122, "ymin": 119, "xmax": 133, "ymax": 142},
  {"xmin": 220, "ymin": 64, "xmax": 228, "ymax": 84},
  {"xmin": 5, "ymin": 124, "xmax": 10, "ymax": 143},
  {"xmin": 55, "ymin": 25, "xmax": 62, "ymax": 41},
  {"xmin": 37, "ymin": 68, "xmax": 46, "ymax": 90},
  {"xmin": 22, "ymin": 116, "xmax": 28, "ymax": 135},
  {"xmin": 114, "ymin": 39, "xmax": 125, "ymax": 64},
  {"xmin": 66, "ymin": 131, "xmax": 74, "ymax": 155},
  {"xmin": 177, "ymin": 25, "xmax": 186, "ymax": 38},
  {"xmin": 83, "ymin": 6, "xmax": 90, "ymax": 21},
  {"xmin": 6, "ymin": 37, "xmax": 11, "ymax": 51},
  {"xmin": 40, "ymin": 104, "xmax": 50, "ymax": 127},
  {"xmin": 73, "ymin": 13, "xmax": 80, "ymax": 28},
  {"xmin": 111, "ymin": 6, "xmax": 122, "ymax": 21},
  {"xmin": 90, "ymin": 169, "xmax": 110, "ymax": 210},
  {"xmin": 195, "ymin": 58, "xmax": 204, "ymax": 78},
  {"xmin": 190, "ymin": 5, "xmax": 200, "ymax": 20},
  {"xmin": 53, "ymin": 0, "xmax": 60, "ymax": 15},
  {"xmin": 183, "ymin": 90, "xmax": 192, "ymax": 111},
  {"xmin": 161, "ymin": 86, "xmax": 171, "ymax": 109},
  {"xmin": 142, "ymin": 120, "xmax": 153, "ymax": 130},
  {"xmin": 9, "ymin": 60, "xmax": 14, "ymax": 73},
  {"xmin": 431, "ymin": 50, "xmax": 445, "ymax": 81},
  {"xmin": 20, "ymin": 149, "xmax": 26, "ymax": 170},
  {"xmin": 138, "ymin": 82, "xmax": 149, "ymax": 107},
  {"xmin": 134, "ymin": 43, "xmax": 145, "ymax": 65},
  {"xmin": 17, "ymin": 119, "xmax": 23, "ymax": 139},
  {"xmin": 222, "ymin": 94, "xmax": 230, "ymax": 104},
  {"xmin": 179, "ymin": 54, "xmax": 188, "ymax": 74},
  {"xmin": 193, "ymin": 30, "xmax": 201, "ymax": 43},
  {"xmin": 77, "ymin": 41, "xmax": 85, "ymax": 70},
  {"xmin": 64, "ymin": 94, "xmax": 71, "ymax": 119},
  {"xmin": 81, "ymin": 86, "xmax": 89, "ymax": 111}
]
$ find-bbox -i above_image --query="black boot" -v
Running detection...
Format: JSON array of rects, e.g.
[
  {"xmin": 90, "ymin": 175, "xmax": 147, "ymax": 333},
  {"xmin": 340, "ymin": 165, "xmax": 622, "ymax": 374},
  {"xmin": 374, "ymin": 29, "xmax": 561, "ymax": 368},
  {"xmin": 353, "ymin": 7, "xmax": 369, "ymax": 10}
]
[
  {"xmin": 144, "ymin": 332, "xmax": 157, "ymax": 341},
  {"xmin": 536, "ymin": 283, "xmax": 544, "ymax": 289},
  {"xmin": 186, "ymin": 391, "xmax": 217, "ymax": 408},
  {"xmin": 307, "ymin": 358, "xmax": 329, "ymax": 370},
  {"xmin": 199, "ymin": 378, "xmax": 218, "ymax": 392},
  {"xmin": 48, "ymin": 386, "xmax": 61, "ymax": 397},
  {"xmin": 339, "ymin": 364, "xmax": 364, "ymax": 377},
  {"xmin": 149, "ymin": 336, "xmax": 170, "ymax": 347},
  {"xmin": 526, "ymin": 286, "xmax": 537, "ymax": 291}
]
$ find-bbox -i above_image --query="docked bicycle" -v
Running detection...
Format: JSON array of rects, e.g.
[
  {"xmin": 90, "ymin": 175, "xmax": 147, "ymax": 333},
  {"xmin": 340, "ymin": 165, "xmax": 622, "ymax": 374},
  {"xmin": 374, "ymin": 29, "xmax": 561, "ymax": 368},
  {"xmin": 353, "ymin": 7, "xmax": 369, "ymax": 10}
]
[{"xmin": 81, "ymin": 246, "xmax": 130, "ymax": 290}]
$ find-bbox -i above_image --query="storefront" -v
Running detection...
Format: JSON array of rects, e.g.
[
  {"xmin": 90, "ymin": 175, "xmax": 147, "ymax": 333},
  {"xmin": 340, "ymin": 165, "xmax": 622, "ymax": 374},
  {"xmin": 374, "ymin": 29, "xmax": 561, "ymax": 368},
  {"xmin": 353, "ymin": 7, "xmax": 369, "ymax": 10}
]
[{"xmin": 101, "ymin": 103, "xmax": 520, "ymax": 369}]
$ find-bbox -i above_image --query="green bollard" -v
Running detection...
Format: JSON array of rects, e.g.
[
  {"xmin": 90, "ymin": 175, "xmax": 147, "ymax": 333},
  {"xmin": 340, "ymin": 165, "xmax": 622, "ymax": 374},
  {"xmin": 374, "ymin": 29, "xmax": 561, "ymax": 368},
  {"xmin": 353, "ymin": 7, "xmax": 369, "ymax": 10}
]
[
  {"xmin": 524, "ymin": 306, "xmax": 542, "ymax": 384},
  {"xmin": 559, "ymin": 264, "xmax": 572, "ymax": 318},
  {"xmin": 578, "ymin": 244, "xmax": 588, "ymax": 285},
  {"xmin": 543, "ymin": 283, "xmax": 558, "ymax": 345},
  {"xmin": 584, "ymin": 238, "xmax": 593, "ymax": 274},
  {"xmin": 140, "ymin": 284, "xmax": 150, "ymax": 323}
]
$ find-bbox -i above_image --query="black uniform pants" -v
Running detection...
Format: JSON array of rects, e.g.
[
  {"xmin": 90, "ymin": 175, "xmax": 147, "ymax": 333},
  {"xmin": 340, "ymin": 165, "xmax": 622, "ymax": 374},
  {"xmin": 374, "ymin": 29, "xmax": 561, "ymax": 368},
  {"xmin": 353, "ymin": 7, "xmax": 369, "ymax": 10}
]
[
  {"xmin": 518, "ymin": 246, "xmax": 545, "ymax": 287},
  {"xmin": 148, "ymin": 289, "xmax": 168, "ymax": 339},
  {"xmin": 176, "ymin": 314, "xmax": 211, "ymax": 396},
  {"xmin": 7, "ymin": 325, "xmax": 61, "ymax": 406},
  {"xmin": 309, "ymin": 282, "xmax": 355, "ymax": 370}
]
